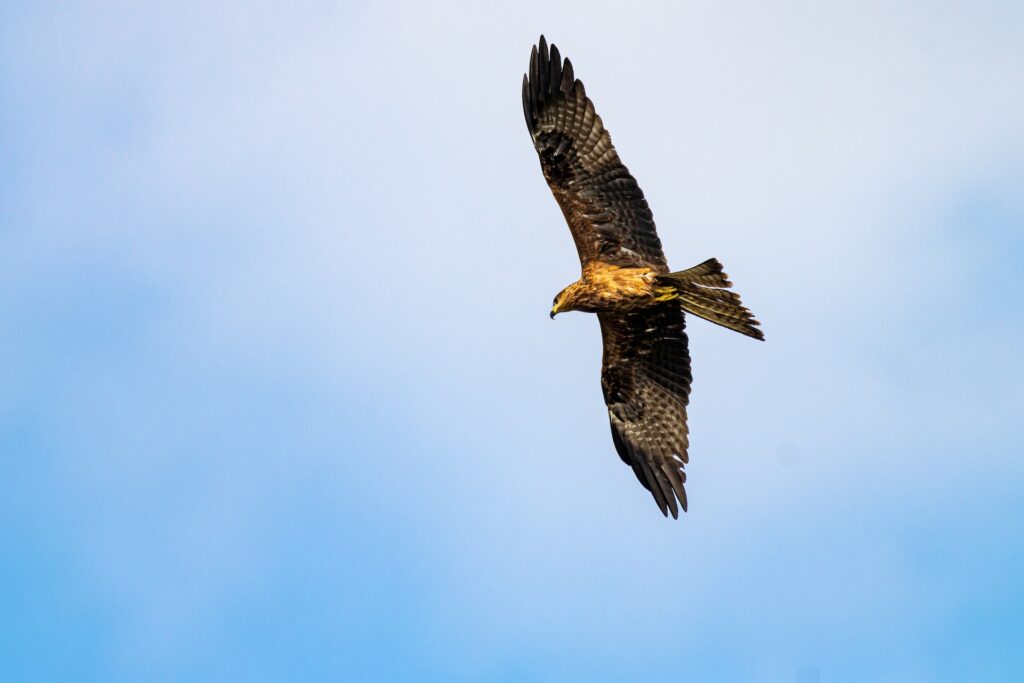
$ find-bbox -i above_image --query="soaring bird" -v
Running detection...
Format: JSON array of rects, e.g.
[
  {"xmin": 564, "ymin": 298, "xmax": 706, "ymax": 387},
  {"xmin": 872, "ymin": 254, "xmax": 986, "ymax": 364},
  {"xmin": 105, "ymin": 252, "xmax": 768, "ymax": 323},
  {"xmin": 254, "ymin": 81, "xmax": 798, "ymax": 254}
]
[{"xmin": 523, "ymin": 36, "xmax": 763, "ymax": 518}]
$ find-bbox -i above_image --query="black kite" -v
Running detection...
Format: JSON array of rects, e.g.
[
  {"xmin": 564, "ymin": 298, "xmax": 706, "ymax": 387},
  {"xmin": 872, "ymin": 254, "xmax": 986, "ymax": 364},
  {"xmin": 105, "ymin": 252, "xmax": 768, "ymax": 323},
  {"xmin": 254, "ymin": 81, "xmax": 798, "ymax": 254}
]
[{"xmin": 523, "ymin": 36, "xmax": 764, "ymax": 518}]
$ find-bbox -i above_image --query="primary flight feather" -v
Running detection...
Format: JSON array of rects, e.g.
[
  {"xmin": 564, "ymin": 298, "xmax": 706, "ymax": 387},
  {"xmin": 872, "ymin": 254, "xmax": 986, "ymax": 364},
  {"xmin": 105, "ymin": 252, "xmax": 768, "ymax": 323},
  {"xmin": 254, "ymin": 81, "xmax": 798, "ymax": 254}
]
[{"xmin": 523, "ymin": 36, "xmax": 764, "ymax": 518}]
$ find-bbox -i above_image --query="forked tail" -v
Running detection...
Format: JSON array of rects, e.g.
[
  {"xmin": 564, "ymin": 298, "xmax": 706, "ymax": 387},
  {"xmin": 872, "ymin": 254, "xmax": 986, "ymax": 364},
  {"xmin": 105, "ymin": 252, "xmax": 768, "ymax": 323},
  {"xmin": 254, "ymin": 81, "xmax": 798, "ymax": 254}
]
[{"xmin": 657, "ymin": 258, "xmax": 764, "ymax": 340}]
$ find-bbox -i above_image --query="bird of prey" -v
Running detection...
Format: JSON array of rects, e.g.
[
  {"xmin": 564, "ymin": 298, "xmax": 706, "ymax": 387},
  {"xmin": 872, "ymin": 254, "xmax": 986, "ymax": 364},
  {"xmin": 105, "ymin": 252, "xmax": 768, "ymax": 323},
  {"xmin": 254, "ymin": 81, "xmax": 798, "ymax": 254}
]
[{"xmin": 523, "ymin": 36, "xmax": 763, "ymax": 518}]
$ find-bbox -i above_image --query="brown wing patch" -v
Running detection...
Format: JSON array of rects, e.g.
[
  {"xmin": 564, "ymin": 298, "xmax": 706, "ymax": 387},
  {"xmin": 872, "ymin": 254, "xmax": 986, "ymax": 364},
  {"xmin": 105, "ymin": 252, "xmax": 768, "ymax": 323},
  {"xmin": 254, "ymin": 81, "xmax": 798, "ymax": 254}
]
[
  {"xmin": 599, "ymin": 304, "xmax": 692, "ymax": 517},
  {"xmin": 523, "ymin": 36, "xmax": 667, "ymax": 272}
]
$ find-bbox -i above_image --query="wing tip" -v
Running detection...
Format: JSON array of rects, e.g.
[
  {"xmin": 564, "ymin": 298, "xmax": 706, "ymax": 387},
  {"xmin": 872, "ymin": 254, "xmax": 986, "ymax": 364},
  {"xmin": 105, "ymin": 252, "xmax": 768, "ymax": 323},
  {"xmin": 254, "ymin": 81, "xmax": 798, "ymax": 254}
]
[
  {"xmin": 523, "ymin": 36, "xmax": 577, "ymax": 135},
  {"xmin": 522, "ymin": 73, "xmax": 534, "ymax": 135}
]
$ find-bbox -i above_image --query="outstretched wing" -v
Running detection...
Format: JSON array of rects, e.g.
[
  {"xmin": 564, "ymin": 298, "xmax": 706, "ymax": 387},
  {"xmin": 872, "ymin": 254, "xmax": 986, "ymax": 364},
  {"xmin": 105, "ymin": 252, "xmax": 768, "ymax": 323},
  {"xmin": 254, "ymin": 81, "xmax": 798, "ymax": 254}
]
[
  {"xmin": 599, "ymin": 305, "xmax": 692, "ymax": 518},
  {"xmin": 523, "ymin": 36, "xmax": 667, "ymax": 272}
]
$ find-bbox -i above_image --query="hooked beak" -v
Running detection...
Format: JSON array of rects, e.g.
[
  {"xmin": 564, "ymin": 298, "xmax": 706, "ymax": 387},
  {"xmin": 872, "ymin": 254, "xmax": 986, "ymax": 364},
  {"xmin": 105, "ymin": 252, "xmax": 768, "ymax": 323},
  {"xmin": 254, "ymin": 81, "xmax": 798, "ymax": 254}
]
[{"xmin": 550, "ymin": 308, "xmax": 557, "ymax": 320}]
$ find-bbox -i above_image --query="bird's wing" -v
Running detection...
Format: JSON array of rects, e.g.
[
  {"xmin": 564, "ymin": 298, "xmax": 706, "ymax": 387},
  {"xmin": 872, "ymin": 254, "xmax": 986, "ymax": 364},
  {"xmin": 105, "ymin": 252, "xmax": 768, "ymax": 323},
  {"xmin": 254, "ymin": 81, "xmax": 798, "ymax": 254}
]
[
  {"xmin": 599, "ymin": 305, "xmax": 692, "ymax": 517},
  {"xmin": 523, "ymin": 36, "xmax": 667, "ymax": 272}
]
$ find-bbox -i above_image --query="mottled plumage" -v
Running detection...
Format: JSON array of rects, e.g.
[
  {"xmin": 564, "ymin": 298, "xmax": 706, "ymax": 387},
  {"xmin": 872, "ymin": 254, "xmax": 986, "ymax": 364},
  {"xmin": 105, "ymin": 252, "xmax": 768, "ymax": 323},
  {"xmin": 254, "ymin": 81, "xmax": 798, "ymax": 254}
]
[{"xmin": 523, "ymin": 36, "xmax": 764, "ymax": 517}]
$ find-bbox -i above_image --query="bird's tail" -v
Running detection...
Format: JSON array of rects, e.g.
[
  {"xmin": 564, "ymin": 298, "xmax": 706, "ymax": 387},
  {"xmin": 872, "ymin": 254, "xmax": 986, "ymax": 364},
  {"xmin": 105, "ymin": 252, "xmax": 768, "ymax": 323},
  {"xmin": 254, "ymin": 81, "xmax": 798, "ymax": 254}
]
[{"xmin": 656, "ymin": 258, "xmax": 764, "ymax": 340}]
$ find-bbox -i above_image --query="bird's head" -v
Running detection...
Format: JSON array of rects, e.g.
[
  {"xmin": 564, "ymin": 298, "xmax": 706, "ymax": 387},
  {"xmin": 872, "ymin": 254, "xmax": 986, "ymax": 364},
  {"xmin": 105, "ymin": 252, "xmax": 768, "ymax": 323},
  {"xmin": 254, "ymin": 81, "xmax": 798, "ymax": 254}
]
[{"xmin": 550, "ymin": 283, "xmax": 583, "ymax": 319}]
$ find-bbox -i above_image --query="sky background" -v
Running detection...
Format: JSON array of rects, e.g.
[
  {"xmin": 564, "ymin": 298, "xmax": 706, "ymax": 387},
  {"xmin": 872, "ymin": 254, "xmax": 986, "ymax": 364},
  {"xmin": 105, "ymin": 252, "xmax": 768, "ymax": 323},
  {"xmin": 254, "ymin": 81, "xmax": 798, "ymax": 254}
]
[{"xmin": 2, "ymin": 2, "xmax": 1023, "ymax": 681}]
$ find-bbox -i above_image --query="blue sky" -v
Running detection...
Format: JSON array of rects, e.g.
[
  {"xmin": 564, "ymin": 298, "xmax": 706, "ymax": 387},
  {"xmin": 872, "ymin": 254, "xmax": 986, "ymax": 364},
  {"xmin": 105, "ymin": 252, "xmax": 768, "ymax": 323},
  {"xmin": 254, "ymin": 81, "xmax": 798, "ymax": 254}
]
[{"xmin": 2, "ymin": 2, "xmax": 1023, "ymax": 681}]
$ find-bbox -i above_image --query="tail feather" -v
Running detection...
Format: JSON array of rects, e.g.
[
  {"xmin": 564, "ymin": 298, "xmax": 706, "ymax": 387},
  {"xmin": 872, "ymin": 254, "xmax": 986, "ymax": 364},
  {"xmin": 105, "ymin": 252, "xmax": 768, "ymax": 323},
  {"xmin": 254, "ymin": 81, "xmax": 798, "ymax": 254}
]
[{"xmin": 658, "ymin": 258, "xmax": 764, "ymax": 341}]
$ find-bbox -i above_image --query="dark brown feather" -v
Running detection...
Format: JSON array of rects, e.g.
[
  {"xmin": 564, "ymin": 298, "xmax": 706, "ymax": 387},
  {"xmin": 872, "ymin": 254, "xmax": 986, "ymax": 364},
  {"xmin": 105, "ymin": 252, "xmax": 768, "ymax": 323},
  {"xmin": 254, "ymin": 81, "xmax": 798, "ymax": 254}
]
[
  {"xmin": 599, "ymin": 304, "xmax": 692, "ymax": 517},
  {"xmin": 523, "ymin": 36, "xmax": 667, "ymax": 271}
]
